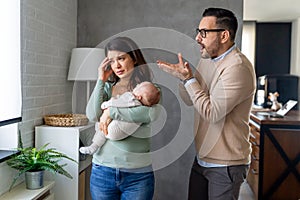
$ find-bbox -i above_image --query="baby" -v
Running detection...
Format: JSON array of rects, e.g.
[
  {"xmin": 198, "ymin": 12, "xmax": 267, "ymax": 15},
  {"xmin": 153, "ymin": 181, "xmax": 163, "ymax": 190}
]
[{"xmin": 79, "ymin": 81, "xmax": 160, "ymax": 154}]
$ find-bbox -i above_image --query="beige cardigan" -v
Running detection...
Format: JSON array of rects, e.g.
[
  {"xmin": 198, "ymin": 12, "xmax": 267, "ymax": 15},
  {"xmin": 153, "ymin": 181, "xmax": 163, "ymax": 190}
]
[{"xmin": 180, "ymin": 47, "xmax": 256, "ymax": 166}]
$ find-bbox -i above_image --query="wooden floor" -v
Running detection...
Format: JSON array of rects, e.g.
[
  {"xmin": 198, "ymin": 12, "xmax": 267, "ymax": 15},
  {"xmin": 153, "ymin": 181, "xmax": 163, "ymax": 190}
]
[{"xmin": 239, "ymin": 181, "xmax": 255, "ymax": 200}]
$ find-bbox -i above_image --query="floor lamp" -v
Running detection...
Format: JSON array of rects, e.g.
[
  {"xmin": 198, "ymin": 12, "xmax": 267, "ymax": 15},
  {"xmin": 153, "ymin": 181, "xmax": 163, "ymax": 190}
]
[{"xmin": 68, "ymin": 48, "xmax": 105, "ymax": 106}]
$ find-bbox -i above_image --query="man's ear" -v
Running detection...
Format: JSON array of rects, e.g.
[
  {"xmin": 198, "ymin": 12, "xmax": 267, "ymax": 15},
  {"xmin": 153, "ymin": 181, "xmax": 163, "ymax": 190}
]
[{"xmin": 221, "ymin": 30, "xmax": 230, "ymax": 43}]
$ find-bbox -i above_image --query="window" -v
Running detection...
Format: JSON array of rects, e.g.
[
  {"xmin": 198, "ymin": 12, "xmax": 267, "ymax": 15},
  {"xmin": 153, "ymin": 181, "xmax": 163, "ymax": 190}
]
[{"xmin": 0, "ymin": 0, "xmax": 21, "ymax": 152}]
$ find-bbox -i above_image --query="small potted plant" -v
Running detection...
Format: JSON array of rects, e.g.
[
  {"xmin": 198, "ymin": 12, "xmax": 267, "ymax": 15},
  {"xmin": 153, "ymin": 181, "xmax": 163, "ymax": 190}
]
[{"xmin": 6, "ymin": 143, "xmax": 77, "ymax": 190}]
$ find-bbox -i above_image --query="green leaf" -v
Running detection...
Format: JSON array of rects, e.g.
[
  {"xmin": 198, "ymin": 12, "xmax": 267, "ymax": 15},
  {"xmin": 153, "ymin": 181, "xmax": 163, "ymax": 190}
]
[{"xmin": 6, "ymin": 143, "xmax": 77, "ymax": 190}]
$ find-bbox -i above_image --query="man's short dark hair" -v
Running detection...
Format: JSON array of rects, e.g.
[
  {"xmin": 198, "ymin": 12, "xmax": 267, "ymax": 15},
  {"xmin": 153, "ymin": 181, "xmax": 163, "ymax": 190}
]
[{"xmin": 202, "ymin": 7, "xmax": 238, "ymax": 41}]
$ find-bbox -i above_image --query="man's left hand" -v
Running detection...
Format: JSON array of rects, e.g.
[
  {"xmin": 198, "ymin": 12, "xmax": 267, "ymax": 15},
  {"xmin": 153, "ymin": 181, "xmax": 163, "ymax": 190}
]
[{"xmin": 157, "ymin": 53, "xmax": 193, "ymax": 81}]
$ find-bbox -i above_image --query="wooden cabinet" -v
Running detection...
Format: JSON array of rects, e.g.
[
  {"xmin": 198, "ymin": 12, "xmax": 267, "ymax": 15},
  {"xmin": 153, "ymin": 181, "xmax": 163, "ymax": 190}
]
[
  {"xmin": 248, "ymin": 122, "xmax": 260, "ymax": 197},
  {"xmin": 35, "ymin": 123, "xmax": 95, "ymax": 200},
  {"xmin": 247, "ymin": 110, "xmax": 300, "ymax": 200}
]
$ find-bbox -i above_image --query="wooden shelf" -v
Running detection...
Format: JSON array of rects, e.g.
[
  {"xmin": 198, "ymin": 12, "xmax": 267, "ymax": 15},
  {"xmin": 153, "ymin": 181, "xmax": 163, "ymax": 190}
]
[
  {"xmin": 79, "ymin": 155, "xmax": 92, "ymax": 173},
  {"xmin": 0, "ymin": 181, "xmax": 54, "ymax": 200}
]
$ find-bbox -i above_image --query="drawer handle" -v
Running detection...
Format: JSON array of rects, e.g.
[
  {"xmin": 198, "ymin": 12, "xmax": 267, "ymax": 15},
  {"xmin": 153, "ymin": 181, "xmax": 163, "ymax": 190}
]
[
  {"xmin": 251, "ymin": 141, "xmax": 259, "ymax": 146},
  {"xmin": 251, "ymin": 154, "xmax": 259, "ymax": 161},
  {"xmin": 251, "ymin": 168, "xmax": 259, "ymax": 175}
]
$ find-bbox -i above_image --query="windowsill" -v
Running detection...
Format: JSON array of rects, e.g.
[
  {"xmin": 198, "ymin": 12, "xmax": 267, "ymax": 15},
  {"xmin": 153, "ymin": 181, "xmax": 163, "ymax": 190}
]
[{"xmin": 0, "ymin": 150, "xmax": 18, "ymax": 163}]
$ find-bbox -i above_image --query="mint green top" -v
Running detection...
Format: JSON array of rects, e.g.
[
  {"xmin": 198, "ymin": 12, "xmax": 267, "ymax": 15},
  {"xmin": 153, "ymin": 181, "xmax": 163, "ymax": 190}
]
[{"xmin": 86, "ymin": 80, "xmax": 160, "ymax": 169}]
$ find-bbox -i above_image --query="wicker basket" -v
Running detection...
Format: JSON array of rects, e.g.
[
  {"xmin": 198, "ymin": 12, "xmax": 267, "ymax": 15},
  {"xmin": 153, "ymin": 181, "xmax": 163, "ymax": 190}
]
[{"xmin": 44, "ymin": 114, "xmax": 88, "ymax": 127}]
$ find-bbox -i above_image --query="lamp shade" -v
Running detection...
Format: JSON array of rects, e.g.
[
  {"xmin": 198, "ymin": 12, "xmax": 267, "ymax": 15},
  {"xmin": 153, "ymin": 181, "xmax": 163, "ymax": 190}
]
[{"xmin": 68, "ymin": 48, "xmax": 105, "ymax": 81}]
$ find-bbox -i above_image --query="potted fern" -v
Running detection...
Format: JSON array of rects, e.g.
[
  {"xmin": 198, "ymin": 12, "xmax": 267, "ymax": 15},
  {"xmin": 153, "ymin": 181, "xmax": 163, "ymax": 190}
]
[{"xmin": 6, "ymin": 143, "xmax": 77, "ymax": 190}]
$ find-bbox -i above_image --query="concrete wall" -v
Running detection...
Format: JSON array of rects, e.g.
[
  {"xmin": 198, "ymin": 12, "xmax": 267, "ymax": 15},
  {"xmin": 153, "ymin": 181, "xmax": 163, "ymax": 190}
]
[
  {"xmin": 0, "ymin": 0, "xmax": 77, "ymax": 195},
  {"xmin": 77, "ymin": 1, "xmax": 243, "ymax": 199},
  {"xmin": 77, "ymin": 0, "xmax": 243, "ymax": 48}
]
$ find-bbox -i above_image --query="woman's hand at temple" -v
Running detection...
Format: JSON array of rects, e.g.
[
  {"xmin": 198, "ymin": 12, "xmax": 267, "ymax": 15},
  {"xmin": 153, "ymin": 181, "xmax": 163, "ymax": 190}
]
[{"xmin": 98, "ymin": 57, "xmax": 113, "ymax": 82}]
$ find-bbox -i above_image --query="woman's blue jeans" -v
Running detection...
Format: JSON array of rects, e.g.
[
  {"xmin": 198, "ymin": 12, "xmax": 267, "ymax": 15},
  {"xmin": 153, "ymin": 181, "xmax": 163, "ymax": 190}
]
[{"xmin": 90, "ymin": 163, "xmax": 155, "ymax": 200}]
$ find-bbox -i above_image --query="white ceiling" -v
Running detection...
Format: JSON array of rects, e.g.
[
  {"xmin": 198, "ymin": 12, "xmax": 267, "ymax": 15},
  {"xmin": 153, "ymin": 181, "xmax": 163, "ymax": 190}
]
[{"xmin": 244, "ymin": 0, "xmax": 300, "ymax": 22}]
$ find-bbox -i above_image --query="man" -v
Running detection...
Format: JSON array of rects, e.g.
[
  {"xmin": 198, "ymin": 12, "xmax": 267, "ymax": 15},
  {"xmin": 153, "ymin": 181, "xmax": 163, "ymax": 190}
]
[{"xmin": 157, "ymin": 7, "xmax": 256, "ymax": 200}]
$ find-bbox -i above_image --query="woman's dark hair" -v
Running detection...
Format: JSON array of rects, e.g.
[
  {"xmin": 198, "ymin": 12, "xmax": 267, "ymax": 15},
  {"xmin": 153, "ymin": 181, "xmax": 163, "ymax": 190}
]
[
  {"xmin": 105, "ymin": 37, "xmax": 153, "ymax": 91},
  {"xmin": 202, "ymin": 7, "xmax": 238, "ymax": 41}
]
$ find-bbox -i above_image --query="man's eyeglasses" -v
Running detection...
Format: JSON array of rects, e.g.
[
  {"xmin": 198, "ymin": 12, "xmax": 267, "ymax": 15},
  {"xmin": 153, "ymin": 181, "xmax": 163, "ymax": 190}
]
[{"xmin": 196, "ymin": 28, "xmax": 225, "ymax": 38}]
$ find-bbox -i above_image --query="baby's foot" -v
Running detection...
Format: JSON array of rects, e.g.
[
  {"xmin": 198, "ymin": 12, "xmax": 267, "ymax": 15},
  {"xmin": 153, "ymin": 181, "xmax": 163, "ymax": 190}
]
[{"xmin": 79, "ymin": 146, "xmax": 97, "ymax": 154}]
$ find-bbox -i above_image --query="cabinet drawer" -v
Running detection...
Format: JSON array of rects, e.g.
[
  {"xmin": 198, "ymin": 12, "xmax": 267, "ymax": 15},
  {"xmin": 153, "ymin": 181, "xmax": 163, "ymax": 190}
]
[
  {"xmin": 248, "ymin": 158, "xmax": 259, "ymax": 198},
  {"xmin": 247, "ymin": 169, "xmax": 258, "ymax": 197},
  {"xmin": 250, "ymin": 133, "xmax": 260, "ymax": 147},
  {"xmin": 250, "ymin": 124, "xmax": 260, "ymax": 146},
  {"xmin": 250, "ymin": 159, "xmax": 259, "ymax": 175},
  {"xmin": 251, "ymin": 145, "xmax": 259, "ymax": 161}
]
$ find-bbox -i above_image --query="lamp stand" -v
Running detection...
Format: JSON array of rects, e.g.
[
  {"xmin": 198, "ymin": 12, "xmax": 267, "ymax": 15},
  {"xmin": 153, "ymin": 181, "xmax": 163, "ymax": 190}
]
[{"xmin": 86, "ymin": 80, "xmax": 91, "ymax": 103}]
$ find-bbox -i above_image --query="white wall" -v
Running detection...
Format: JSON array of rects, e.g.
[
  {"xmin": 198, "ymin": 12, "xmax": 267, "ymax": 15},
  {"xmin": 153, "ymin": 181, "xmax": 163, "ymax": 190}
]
[
  {"xmin": 291, "ymin": 18, "xmax": 300, "ymax": 103},
  {"xmin": 291, "ymin": 18, "xmax": 300, "ymax": 76},
  {"xmin": 241, "ymin": 21, "xmax": 256, "ymax": 66},
  {"xmin": 0, "ymin": 0, "xmax": 77, "ymax": 195}
]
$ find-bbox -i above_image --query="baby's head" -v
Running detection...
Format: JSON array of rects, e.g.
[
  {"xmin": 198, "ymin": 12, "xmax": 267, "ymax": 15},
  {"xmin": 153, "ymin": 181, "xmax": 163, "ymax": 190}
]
[{"xmin": 132, "ymin": 81, "xmax": 160, "ymax": 106}]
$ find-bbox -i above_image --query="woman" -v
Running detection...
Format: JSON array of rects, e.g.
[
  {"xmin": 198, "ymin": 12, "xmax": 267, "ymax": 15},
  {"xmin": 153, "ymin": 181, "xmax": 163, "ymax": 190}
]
[{"xmin": 86, "ymin": 37, "xmax": 160, "ymax": 200}]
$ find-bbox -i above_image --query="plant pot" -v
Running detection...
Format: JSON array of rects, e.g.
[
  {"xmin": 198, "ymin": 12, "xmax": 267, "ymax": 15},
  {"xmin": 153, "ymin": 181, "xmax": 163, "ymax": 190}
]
[{"xmin": 25, "ymin": 170, "xmax": 44, "ymax": 190}]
